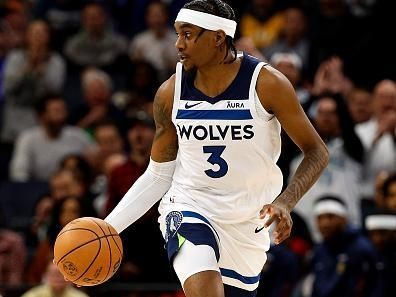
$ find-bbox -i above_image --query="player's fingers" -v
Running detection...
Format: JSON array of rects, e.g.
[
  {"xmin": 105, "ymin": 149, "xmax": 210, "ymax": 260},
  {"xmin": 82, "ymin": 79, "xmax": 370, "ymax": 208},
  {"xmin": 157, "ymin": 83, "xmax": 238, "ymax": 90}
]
[
  {"xmin": 259, "ymin": 204, "xmax": 272, "ymax": 218},
  {"xmin": 263, "ymin": 209, "xmax": 281, "ymax": 228},
  {"xmin": 273, "ymin": 215, "xmax": 292, "ymax": 244},
  {"xmin": 263, "ymin": 215, "xmax": 277, "ymax": 228}
]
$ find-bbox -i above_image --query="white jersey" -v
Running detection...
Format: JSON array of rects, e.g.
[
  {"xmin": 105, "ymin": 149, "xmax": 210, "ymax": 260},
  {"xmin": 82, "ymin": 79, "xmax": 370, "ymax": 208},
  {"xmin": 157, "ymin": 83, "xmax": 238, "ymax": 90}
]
[{"xmin": 162, "ymin": 54, "xmax": 283, "ymax": 224}]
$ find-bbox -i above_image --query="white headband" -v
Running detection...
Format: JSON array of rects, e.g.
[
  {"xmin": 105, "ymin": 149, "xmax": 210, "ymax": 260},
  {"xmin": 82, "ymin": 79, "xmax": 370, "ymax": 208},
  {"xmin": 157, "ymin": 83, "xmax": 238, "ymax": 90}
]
[
  {"xmin": 313, "ymin": 200, "xmax": 347, "ymax": 217},
  {"xmin": 175, "ymin": 8, "xmax": 237, "ymax": 38},
  {"xmin": 366, "ymin": 215, "xmax": 396, "ymax": 230}
]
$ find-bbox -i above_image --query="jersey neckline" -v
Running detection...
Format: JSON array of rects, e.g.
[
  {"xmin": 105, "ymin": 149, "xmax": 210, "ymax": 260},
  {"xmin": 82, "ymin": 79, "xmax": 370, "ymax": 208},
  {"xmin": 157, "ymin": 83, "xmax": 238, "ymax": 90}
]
[{"xmin": 186, "ymin": 54, "xmax": 247, "ymax": 103}]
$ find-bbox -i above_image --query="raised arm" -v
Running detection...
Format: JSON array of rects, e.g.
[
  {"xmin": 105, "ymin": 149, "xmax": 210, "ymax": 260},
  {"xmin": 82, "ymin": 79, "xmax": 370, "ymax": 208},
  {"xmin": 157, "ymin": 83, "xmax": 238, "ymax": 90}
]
[
  {"xmin": 105, "ymin": 75, "xmax": 179, "ymax": 233},
  {"xmin": 257, "ymin": 66, "xmax": 329, "ymax": 244}
]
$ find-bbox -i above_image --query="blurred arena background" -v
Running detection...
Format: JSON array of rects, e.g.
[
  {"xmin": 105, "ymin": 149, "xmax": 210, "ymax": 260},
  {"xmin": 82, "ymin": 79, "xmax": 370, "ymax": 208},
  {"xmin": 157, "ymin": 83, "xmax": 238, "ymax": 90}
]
[{"xmin": 0, "ymin": 0, "xmax": 395, "ymax": 296}]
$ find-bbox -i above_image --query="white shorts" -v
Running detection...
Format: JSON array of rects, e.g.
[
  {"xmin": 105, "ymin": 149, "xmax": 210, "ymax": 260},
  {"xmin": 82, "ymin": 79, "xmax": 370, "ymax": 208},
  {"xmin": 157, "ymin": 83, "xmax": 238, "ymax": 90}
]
[{"xmin": 158, "ymin": 201, "xmax": 271, "ymax": 291}]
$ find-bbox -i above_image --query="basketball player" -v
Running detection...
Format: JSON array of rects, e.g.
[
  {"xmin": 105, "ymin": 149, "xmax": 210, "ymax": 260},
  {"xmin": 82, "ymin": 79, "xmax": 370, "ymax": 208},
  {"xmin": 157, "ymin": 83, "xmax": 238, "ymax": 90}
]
[{"xmin": 105, "ymin": 1, "xmax": 329, "ymax": 296}]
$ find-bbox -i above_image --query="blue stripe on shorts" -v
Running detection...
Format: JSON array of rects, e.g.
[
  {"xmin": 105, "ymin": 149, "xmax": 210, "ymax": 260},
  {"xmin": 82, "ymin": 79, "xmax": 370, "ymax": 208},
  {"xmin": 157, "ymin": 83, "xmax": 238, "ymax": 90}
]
[{"xmin": 220, "ymin": 268, "xmax": 261, "ymax": 285}]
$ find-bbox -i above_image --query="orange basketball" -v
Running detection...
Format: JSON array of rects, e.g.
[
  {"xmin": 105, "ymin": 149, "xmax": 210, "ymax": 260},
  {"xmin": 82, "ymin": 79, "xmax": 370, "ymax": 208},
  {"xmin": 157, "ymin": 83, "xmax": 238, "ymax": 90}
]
[{"xmin": 53, "ymin": 217, "xmax": 123, "ymax": 286}]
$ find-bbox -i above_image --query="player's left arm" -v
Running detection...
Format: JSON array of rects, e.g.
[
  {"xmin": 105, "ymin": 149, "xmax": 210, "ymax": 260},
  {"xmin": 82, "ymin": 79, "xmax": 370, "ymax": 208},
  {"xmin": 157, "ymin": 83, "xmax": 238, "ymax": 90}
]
[{"xmin": 257, "ymin": 66, "xmax": 329, "ymax": 244}]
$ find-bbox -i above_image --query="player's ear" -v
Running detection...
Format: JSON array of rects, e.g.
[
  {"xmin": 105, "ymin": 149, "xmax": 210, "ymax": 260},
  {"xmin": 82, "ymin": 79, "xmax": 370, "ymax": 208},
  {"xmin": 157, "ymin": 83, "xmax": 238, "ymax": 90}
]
[{"xmin": 215, "ymin": 30, "xmax": 226, "ymax": 47}]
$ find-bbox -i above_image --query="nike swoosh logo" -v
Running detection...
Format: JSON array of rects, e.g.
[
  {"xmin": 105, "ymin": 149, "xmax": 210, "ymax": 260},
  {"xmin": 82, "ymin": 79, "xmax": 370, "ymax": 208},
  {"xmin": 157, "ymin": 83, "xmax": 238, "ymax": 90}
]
[
  {"xmin": 254, "ymin": 226, "xmax": 265, "ymax": 233},
  {"xmin": 185, "ymin": 102, "xmax": 202, "ymax": 109}
]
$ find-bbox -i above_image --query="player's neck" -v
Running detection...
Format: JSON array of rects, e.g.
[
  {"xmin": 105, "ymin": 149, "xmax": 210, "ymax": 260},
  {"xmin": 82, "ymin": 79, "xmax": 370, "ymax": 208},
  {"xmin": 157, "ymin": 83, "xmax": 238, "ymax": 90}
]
[{"xmin": 194, "ymin": 54, "xmax": 241, "ymax": 98}]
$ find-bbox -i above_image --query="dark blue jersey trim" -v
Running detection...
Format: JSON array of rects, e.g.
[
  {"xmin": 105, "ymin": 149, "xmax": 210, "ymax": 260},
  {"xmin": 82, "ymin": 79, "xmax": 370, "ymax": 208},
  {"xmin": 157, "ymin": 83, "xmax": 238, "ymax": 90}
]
[{"xmin": 176, "ymin": 109, "xmax": 253, "ymax": 120}]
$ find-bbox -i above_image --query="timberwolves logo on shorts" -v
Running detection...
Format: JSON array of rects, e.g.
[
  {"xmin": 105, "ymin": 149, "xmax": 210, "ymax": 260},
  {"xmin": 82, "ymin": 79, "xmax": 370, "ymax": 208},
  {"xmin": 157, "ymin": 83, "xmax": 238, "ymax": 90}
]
[{"xmin": 165, "ymin": 211, "xmax": 183, "ymax": 242}]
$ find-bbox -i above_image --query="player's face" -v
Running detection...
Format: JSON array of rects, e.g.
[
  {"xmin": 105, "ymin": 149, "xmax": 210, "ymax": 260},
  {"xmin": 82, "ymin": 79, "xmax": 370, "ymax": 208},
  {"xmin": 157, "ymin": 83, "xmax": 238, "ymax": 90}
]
[{"xmin": 174, "ymin": 22, "xmax": 216, "ymax": 70}]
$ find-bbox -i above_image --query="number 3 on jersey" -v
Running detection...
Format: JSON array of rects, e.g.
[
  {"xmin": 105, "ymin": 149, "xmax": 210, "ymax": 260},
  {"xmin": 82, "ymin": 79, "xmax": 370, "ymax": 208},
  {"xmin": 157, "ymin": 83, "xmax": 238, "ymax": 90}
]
[{"xmin": 203, "ymin": 146, "xmax": 228, "ymax": 178}]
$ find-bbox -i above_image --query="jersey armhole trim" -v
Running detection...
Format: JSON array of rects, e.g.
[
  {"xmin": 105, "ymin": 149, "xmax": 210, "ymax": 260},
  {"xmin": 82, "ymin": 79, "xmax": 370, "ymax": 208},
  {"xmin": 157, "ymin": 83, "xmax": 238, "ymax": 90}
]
[{"xmin": 249, "ymin": 62, "xmax": 275, "ymax": 122}]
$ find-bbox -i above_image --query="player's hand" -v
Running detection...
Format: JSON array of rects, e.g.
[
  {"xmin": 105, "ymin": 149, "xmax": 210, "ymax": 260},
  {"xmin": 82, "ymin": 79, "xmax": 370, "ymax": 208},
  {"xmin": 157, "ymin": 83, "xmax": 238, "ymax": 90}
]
[{"xmin": 259, "ymin": 202, "xmax": 293, "ymax": 245}]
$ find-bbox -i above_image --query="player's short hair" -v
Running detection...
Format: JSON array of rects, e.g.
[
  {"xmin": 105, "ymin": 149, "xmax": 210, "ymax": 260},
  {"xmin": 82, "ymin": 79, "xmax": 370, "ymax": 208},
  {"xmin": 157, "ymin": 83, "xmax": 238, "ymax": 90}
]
[{"xmin": 183, "ymin": 0, "xmax": 237, "ymax": 62}]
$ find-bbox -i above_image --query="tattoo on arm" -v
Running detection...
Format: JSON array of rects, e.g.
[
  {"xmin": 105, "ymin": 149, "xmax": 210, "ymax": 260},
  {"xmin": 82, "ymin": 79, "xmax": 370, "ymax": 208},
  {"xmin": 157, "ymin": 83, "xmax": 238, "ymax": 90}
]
[
  {"xmin": 152, "ymin": 91, "xmax": 178, "ymax": 161},
  {"xmin": 153, "ymin": 95, "xmax": 169, "ymax": 141},
  {"xmin": 274, "ymin": 147, "xmax": 328, "ymax": 210}
]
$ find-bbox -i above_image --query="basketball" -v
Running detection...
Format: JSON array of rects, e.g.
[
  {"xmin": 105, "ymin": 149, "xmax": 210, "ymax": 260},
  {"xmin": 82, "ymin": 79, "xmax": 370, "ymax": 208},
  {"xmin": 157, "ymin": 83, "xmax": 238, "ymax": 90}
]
[{"xmin": 53, "ymin": 217, "xmax": 123, "ymax": 286}]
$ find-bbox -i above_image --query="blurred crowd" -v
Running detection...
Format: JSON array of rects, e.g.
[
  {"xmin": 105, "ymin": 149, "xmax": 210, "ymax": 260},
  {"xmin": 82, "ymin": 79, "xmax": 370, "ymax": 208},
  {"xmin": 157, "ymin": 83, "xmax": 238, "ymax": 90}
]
[{"xmin": 0, "ymin": 0, "xmax": 395, "ymax": 297}]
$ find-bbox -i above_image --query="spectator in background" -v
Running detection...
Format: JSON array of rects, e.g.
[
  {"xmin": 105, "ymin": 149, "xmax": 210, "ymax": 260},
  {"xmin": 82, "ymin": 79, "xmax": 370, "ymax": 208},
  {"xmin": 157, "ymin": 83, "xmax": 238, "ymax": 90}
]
[
  {"xmin": 382, "ymin": 174, "xmax": 396, "ymax": 213},
  {"xmin": 370, "ymin": 171, "xmax": 391, "ymax": 210},
  {"xmin": 59, "ymin": 154, "xmax": 94, "ymax": 188},
  {"xmin": 1, "ymin": 20, "xmax": 66, "ymax": 142},
  {"xmin": 270, "ymin": 52, "xmax": 309, "ymax": 104},
  {"xmin": 85, "ymin": 120, "xmax": 124, "ymax": 175},
  {"xmin": 22, "ymin": 261, "xmax": 89, "ymax": 297},
  {"xmin": 264, "ymin": 7, "xmax": 310, "ymax": 69},
  {"xmin": 129, "ymin": 1, "xmax": 178, "ymax": 82},
  {"xmin": 0, "ymin": 209, "xmax": 27, "ymax": 285},
  {"xmin": 365, "ymin": 213, "xmax": 396, "ymax": 297},
  {"xmin": 84, "ymin": 121, "xmax": 125, "ymax": 215},
  {"xmin": 0, "ymin": 6, "xmax": 28, "ymax": 99},
  {"xmin": 310, "ymin": 56, "xmax": 354, "ymax": 99},
  {"xmin": 49, "ymin": 169, "xmax": 86, "ymax": 202},
  {"xmin": 356, "ymin": 80, "xmax": 396, "ymax": 198},
  {"xmin": 49, "ymin": 168, "xmax": 97, "ymax": 220},
  {"xmin": 258, "ymin": 242, "xmax": 299, "ymax": 297},
  {"xmin": 291, "ymin": 94, "xmax": 364, "ymax": 239},
  {"xmin": 10, "ymin": 95, "xmax": 92, "ymax": 181},
  {"xmin": 234, "ymin": 36, "xmax": 266, "ymax": 61},
  {"xmin": 0, "ymin": 4, "xmax": 28, "ymax": 54},
  {"xmin": 239, "ymin": 0, "xmax": 284, "ymax": 51},
  {"xmin": 113, "ymin": 61, "xmax": 159, "ymax": 119},
  {"xmin": 24, "ymin": 193, "xmax": 54, "ymax": 259},
  {"xmin": 310, "ymin": 196, "xmax": 377, "ymax": 297},
  {"xmin": 64, "ymin": 3, "xmax": 127, "ymax": 71},
  {"xmin": 69, "ymin": 68, "xmax": 127, "ymax": 134},
  {"xmin": 26, "ymin": 196, "xmax": 95, "ymax": 283},
  {"xmin": 105, "ymin": 115, "xmax": 155, "ymax": 216},
  {"xmin": 32, "ymin": 0, "xmax": 86, "ymax": 51},
  {"xmin": 92, "ymin": 153, "xmax": 126, "ymax": 218},
  {"xmin": 346, "ymin": 87, "xmax": 373, "ymax": 124}
]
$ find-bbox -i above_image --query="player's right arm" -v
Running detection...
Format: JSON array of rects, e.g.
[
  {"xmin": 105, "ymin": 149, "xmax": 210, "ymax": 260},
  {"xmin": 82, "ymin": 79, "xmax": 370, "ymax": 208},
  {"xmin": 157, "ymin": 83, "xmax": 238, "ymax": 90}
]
[
  {"xmin": 151, "ymin": 75, "xmax": 179, "ymax": 162},
  {"xmin": 105, "ymin": 75, "xmax": 178, "ymax": 233}
]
